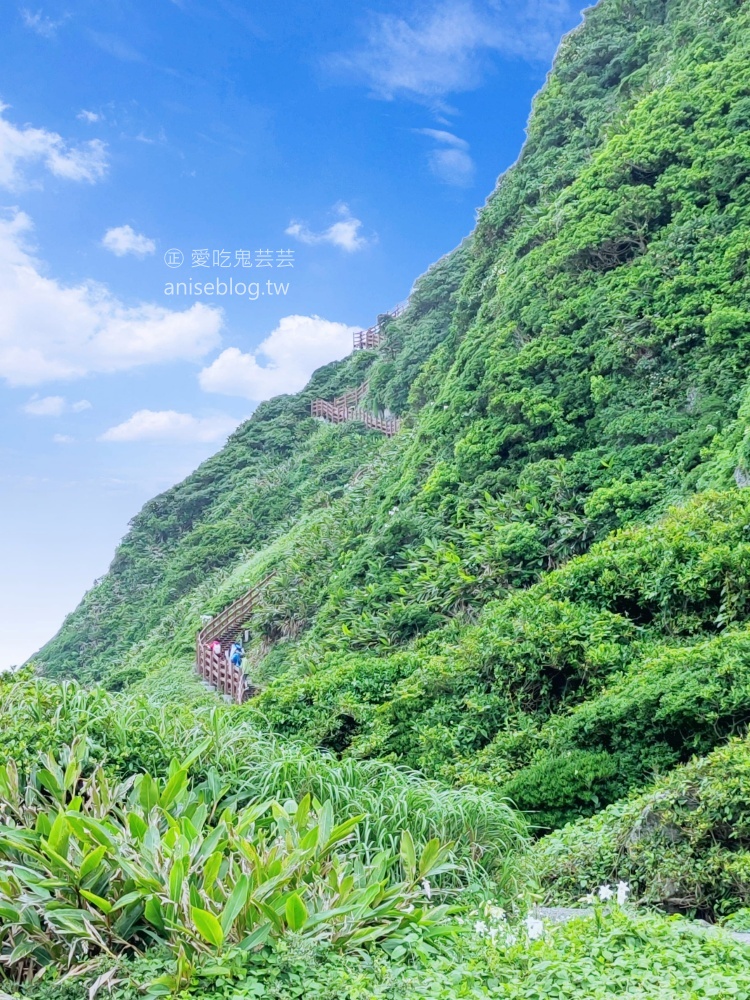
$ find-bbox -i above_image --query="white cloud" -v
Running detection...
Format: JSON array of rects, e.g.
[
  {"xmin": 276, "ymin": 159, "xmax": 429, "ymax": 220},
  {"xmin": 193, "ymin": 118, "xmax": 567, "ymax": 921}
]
[
  {"xmin": 199, "ymin": 314, "xmax": 358, "ymax": 402},
  {"xmin": 77, "ymin": 110, "xmax": 101, "ymax": 124},
  {"xmin": 330, "ymin": 0, "xmax": 578, "ymax": 106},
  {"xmin": 0, "ymin": 103, "xmax": 108, "ymax": 189},
  {"xmin": 414, "ymin": 128, "xmax": 475, "ymax": 186},
  {"xmin": 20, "ymin": 7, "xmax": 66, "ymax": 38},
  {"xmin": 415, "ymin": 128, "xmax": 467, "ymax": 147},
  {"xmin": 87, "ymin": 30, "xmax": 143, "ymax": 63},
  {"xmin": 100, "ymin": 410, "xmax": 240, "ymax": 444},
  {"xmin": 22, "ymin": 395, "xmax": 91, "ymax": 416},
  {"xmin": 52, "ymin": 433, "xmax": 74, "ymax": 444},
  {"xmin": 23, "ymin": 394, "xmax": 65, "ymax": 416},
  {"xmin": 102, "ymin": 224, "xmax": 156, "ymax": 258},
  {"xmin": 286, "ymin": 203, "xmax": 372, "ymax": 253},
  {"xmin": 0, "ymin": 209, "xmax": 223, "ymax": 386}
]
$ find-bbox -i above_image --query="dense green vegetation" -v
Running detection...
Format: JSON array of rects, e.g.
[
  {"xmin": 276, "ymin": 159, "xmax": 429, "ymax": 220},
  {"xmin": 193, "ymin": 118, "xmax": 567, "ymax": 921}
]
[
  {"xmin": 7, "ymin": 0, "xmax": 750, "ymax": 993},
  {"xmin": 535, "ymin": 731, "xmax": 750, "ymax": 919}
]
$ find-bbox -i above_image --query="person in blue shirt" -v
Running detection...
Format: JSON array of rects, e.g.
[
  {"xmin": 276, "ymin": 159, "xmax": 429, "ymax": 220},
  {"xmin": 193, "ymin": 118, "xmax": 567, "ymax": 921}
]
[{"xmin": 230, "ymin": 641, "xmax": 244, "ymax": 668}]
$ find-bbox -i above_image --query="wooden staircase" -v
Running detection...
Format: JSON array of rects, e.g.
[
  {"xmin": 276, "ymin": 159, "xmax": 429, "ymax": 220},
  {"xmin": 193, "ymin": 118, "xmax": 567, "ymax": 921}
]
[
  {"xmin": 310, "ymin": 301, "xmax": 406, "ymax": 436},
  {"xmin": 196, "ymin": 303, "xmax": 408, "ymax": 697},
  {"xmin": 311, "ymin": 381, "xmax": 369, "ymax": 424},
  {"xmin": 352, "ymin": 302, "xmax": 406, "ymax": 351},
  {"xmin": 311, "ymin": 382, "xmax": 401, "ymax": 436},
  {"xmin": 195, "ymin": 572, "xmax": 275, "ymax": 703}
]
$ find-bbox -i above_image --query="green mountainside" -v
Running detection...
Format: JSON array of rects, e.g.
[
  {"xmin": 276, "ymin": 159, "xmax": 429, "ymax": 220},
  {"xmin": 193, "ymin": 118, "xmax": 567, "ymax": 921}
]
[{"xmin": 7, "ymin": 0, "xmax": 750, "ymax": 994}]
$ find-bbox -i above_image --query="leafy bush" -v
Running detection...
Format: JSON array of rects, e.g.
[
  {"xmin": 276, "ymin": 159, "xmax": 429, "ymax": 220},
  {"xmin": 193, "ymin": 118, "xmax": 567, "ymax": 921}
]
[
  {"xmin": 0, "ymin": 742, "xmax": 456, "ymax": 986},
  {"xmin": 12, "ymin": 908, "xmax": 750, "ymax": 1000},
  {"xmin": 0, "ymin": 678, "xmax": 528, "ymax": 889},
  {"xmin": 534, "ymin": 734, "xmax": 750, "ymax": 919}
]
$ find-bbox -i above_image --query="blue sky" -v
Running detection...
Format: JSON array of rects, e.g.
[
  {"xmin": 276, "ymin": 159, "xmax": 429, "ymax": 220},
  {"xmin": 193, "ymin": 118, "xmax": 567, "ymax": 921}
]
[{"xmin": 0, "ymin": 0, "xmax": 583, "ymax": 669}]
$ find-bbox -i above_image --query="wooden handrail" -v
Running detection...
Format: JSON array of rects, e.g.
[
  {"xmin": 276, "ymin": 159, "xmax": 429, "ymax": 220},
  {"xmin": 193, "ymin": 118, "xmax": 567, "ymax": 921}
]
[
  {"xmin": 196, "ymin": 572, "xmax": 276, "ymax": 703},
  {"xmin": 198, "ymin": 571, "xmax": 276, "ymax": 646},
  {"xmin": 333, "ymin": 381, "xmax": 369, "ymax": 408},
  {"xmin": 311, "ymin": 379, "xmax": 400, "ymax": 437},
  {"xmin": 352, "ymin": 302, "xmax": 406, "ymax": 352}
]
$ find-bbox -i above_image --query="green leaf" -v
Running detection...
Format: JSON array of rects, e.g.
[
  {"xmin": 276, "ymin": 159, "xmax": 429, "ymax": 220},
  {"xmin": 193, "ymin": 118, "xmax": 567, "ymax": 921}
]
[
  {"xmin": 81, "ymin": 889, "xmax": 113, "ymax": 915},
  {"xmin": 298, "ymin": 825, "xmax": 319, "ymax": 852},
  {"xmin": 66, "ymin": 813, "xmax": 116, "ymax": 849},
  {"xmin": 255, "ymin": 900, "xmax": 283, "ymax": 931},
  {"xmin": 79, "ymin": 845, "xmax": 107, "ymax": 881},
  {"xmin": 316, "ymin": 801, "xmax": 334, "ymax": 849},
  {"xmin": 110, "ymin": 890, "xmax": 145, "ymax": 913},
  {"xmin": 39, "ymin": 838, "xmax": 78, "ymax": 875},
  {"xmin": 0, "ymin": 902, "xmax": 20, "ymax": 923},
  {"xmin": 139, "ymin": 774, "xmax": 160, "ymax": 813},
  {"xmin": 169, "ymin": 858, "xmax": 185, "ymax": 904},
  {"xmin": 418, "ymin": 838, "xmax": 451, "ymax": 878},
  {"xmin": 127, "ymin": 812, "xmax": 148, "ymax": 840},
  {"xmin": 202, "ymin": 850, "xmax": 224, "ymax": 892},
  {"xmin": 160, "ymin": 768, "xmax": 188, "ymax": 811},
  {"xmin": 400, "ymin": 830, "xmax": 417, "ymax": 881},
  {"xmin": 144, "ymin": 897, "xmax": 165, "ymax": 931},
  {"xmin": 63, "ymin": 757, "xmax": 81, "ymax": 791},
  {"xmin": 180, "ymin": 737, "xmax": 212, "ymax": 771},
  {"xmin": 285, "ymin": 892, "xmax": 308, "ymax": 932},
  {"xmin": 191, "ymin": 905, "xmax": 225, "ymax": 948},
  {"xmin": 240, "ymin": 921, "xmax": 272, "ymax": 951},
  {"xmin": 47, "ymin": 812, "xmax": 70, "ymax": 859},
  {"xmin": 37, "ymin": 768, "xmax": 63, "ymax": 801},
  {"xmin": 294, "ymin": 793, "xmax": 311, "ymax": 832},
  {"xmin": 323, "ymin": 815, "xmax": 364, "ymax": 851},
  {"xmin": 221, "ymin": 873, "xmax": 250, "ymax": 935},
  {"xmin": 8, "ymin": 938, "xmax": 39, "ymax": 965}
]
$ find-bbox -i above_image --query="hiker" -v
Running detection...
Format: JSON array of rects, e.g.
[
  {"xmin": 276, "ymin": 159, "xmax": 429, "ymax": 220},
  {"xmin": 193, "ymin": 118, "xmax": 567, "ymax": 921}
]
[
  {"xmin": 210, "ymin": 640, "xmax": 221, "ymax": 655},
  {"xmin": 230, "ymin": 640, "xmax": 244, "ymax": 668}
]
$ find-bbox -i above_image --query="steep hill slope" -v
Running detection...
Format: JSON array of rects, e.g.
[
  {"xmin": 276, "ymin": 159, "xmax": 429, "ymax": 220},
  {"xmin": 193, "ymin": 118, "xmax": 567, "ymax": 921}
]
[{"xmin": 35, "ymin": 0, "xmax": 750, "ymax": 899}]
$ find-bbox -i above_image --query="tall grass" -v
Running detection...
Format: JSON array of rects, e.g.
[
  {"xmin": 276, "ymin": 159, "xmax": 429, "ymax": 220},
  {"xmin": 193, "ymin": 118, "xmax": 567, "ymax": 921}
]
[{"xmin": 0, "ymin": 675, "xmax": 528, "ymax": 898}]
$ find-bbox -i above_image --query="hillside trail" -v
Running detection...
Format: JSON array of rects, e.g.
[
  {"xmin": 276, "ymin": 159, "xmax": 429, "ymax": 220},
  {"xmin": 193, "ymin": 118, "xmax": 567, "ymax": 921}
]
[
  {"xmin": 195, "ymin": 572, "xmax": 275, "ymax": 702},
  {"xmin": 310, "ymin": 303, "xmax": 405, "ymax": 436},
  {"xmin": 196, "ymin": 304, "xmax": 408, "ymax": 699}
]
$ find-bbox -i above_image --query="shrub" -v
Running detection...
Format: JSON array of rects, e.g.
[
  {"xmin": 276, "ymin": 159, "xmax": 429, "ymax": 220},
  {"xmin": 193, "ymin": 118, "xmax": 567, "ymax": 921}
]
[
  {"xmin": 0, "ymin": 742, "xmax": 456, "ymax": 986},
  {"xmin": 533, "ymin": 734, "xmax": 750, "ymax": 918}
]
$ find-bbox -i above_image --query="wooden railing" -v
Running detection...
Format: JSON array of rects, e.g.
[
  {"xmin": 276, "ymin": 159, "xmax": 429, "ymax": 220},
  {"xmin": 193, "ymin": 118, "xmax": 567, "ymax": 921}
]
[
  {"xmin": 312, "ymin": 304, "xmax": 406, "ymax": 435},
  {"xmin": 310, "ymin": 381, "xmax": 400, "ymax": 437},
  {"xmin": 334, "ymin": 381, "xmax": 370, "ymax": 409},
  {"xmin": 350, "ymin": 409, "xmax": 400, "ymax": 436},
  {"xmin": 195, "ymin": 642, "xmax": 248, "ymax": 703},
  {"xmin": 353, "ymin": 327, "xmax": 382, "ymax": 351},
  {"xmin": 310, "ymin": 398, "xmax": 347, "ymax": 423},
  {"xmin": 352, "ymin": 302, "xmax": 406, "ymax": 352},
  {"xmin": 195, "ymin": 572, "xmax": 275, "ymax": 703}
]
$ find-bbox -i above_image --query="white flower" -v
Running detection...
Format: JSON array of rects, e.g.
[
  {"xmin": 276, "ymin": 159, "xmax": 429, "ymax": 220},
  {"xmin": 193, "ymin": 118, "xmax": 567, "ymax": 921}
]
[
  {"xmin": 485, "ymin": 904, "xmax": 506, "ymax": 921},
  {"xmin": 525, "ymin": 915, "xmax": 544, "ymax": 940},
  {"xmin": 617, "ymin": 881, "xmax": 630, "ymax": 906},
  {"xmin": 598, "ymin": 884, "xmax": 613, "ymax": 901},
  {"xmin": 474, "ymin": 920, "xmax": 489, "ymax": 936},
  {"xmin": 421, "ymin": 878, "xmax": 432, "ymax": 899}
]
